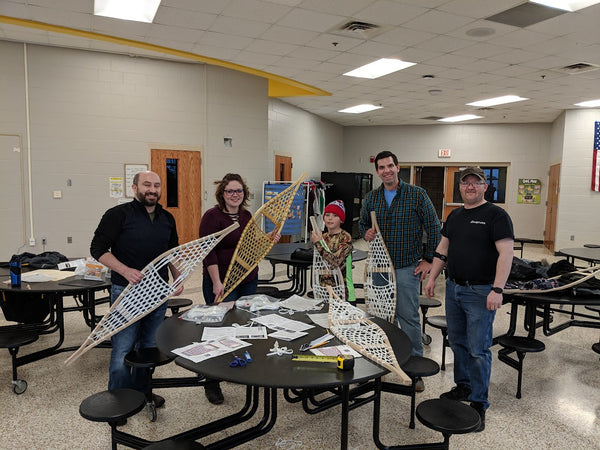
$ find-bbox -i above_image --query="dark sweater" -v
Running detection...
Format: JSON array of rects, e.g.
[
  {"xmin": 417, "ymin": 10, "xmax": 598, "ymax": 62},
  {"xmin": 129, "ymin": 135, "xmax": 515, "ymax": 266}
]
[{"xmin": 90, "ymin": 199, "xmax": 178, "ymax": 286}]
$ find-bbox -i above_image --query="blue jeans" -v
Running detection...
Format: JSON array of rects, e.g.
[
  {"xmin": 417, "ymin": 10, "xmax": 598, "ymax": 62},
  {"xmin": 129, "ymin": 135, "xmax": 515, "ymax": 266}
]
[
  {"xmin": 108, "ymin": 284, "xmax": 169, "ymax": 392},
  {"xmin": 394, "ymin": 264, "xmax": 423, "ymax": 357},
  {"xmin": 445, "ymin": 280, "xmax": 496, "ymax": 409},
  {"xmin": 202, "ymin": 276, "xmax": 258, "ymax": 304}
]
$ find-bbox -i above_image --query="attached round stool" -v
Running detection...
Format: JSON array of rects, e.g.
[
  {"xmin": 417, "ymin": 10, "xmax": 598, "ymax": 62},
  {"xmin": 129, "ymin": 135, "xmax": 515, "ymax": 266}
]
[
  {"xmin": 419, "ymin": 296, "xmax": 441, "ymax": 345},
  {"xmin": 584, "ymin": 305, "xmax": 600, "ymax": 356},
  {"xmin": 497, "ymin": 335, "xmax": 545, "ymax": 399},
  {"xmin": 144, "ymin": 439, "xmax": 205, "ymax": 449},
  {"xmin": 166, "ymin": 297, "xmax": 193, "ymax": 316},
  {"xmin": 80, "ymin": 388, "xmax": 145, "ymax": 449},
  {"xmin": 416, "ymin": 398, "xmax": 481, "ymax": 447},
  {"xmin": 400, "ymin": 356, "xmax": 440, "ymax": 429},
  {"xmin": 425, "ymin": 315, "xmax": 450, "ymax": 370},
  {"xmin": 124, "ymin": 347, "xmax": 174, "ymax": 421},
  {"xmin": 0, "ymin": 328, "xmax": 40, "ymax": 394}
]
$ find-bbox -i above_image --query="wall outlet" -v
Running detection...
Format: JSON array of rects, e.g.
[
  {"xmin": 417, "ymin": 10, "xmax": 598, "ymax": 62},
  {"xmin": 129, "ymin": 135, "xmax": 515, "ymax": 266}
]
[
  {"xmin": 67, "ymin": 236, "xmax": 73, "ymax": 244},
  {"xmin": 29, "ymin": 237, "xmax": 35, "ymax": 246},
  {"xmin": 570, "ymin": 235, "xmax": 575, "ymax": 241}
]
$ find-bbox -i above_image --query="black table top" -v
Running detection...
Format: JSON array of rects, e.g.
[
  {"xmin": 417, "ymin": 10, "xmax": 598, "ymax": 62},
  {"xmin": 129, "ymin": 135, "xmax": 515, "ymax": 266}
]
[
  {"xmin": 557, "ymin": 247, "xmax": 600, "ymax": 263},
  {"xmin": 506, "ymin": 291, "xmax": 600, "ymax": 306},
  {"xmin": 0, "ymin": 267, "xmax": 110, "ymax": 295},
  {"xmin": 265, "ymin": 242, "xmax": 367, "ymax": 264},
  {"xmin": 156, "ymin": 307, "xmax": 411, "ymax": 389}
]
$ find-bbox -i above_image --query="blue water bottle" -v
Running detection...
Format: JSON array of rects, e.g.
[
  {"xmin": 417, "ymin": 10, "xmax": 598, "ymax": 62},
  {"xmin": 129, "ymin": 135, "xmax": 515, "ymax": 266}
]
[{"xmin": 10, "ymin": 254, "xmax": 21, "ymax": 288}]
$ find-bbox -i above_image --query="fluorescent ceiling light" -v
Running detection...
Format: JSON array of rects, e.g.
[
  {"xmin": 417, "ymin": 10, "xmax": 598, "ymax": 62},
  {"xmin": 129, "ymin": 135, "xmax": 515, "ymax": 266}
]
[
  {"xmin": 343, "ymin": 58, "xmax": 416, "ymax": 79},
  {"xmin": 467, "ymin": 95, "xmax": 529, "ymax": 107},
  {"xmin": 574, "ymin": 99, "xmax": 600, "ymax": 107},
  {"xmin": 94, "ymin": 0, "xmax": 161, "ymax": 23},
  {"xmin": 339, "ymin": 104, "xmax": 383, "ymax": 114},
  {"xmin": 438, "ymin": 114, "xmax": 483, "ymax": 123},
  {"xmin": 529, "ymin": 0, "xmax": 600, "ymax": 11}
]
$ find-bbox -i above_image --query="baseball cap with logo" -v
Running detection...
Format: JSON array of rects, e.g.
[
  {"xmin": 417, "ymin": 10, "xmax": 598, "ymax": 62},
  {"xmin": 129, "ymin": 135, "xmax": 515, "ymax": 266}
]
[{"xmin": 459, "ymin": 166, "xmax": 487, "ymax": 182}]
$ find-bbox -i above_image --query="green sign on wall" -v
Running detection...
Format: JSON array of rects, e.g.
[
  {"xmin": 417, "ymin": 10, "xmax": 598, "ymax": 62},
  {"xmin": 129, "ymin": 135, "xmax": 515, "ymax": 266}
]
[{"xmin": 517, "ymin": 178, "xmax": 541, "ymax": 204}]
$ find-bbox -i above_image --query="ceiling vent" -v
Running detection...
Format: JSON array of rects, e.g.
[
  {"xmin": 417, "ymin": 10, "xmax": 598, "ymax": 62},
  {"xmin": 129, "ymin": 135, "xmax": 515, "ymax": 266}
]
[
  {"xmin": 556, "ymin": 62, "xmax": 600, "ymax": 74},
  {"xmin": 330, "ymin": 20, "xmax": 386, "ymax": 39}
]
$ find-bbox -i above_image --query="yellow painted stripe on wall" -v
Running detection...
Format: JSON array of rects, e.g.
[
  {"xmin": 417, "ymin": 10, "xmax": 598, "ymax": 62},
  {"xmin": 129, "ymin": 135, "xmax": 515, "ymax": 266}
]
[{"xmin": 0, "ymin": 15, "xmax": 331, "ymax": 99}]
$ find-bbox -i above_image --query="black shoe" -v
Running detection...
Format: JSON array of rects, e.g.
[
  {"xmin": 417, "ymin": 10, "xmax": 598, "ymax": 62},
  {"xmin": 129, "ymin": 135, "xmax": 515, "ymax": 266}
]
[
  {"xmin": 415, "ymin": 377, "xmax": 425, "ymax": 392},
  {"xmin": 440, "ymin": 384, "xmax": 471, "ymax": 401},
  {"xmin": 470, "ymin": 402, "xmax": 486, "ymax": 432},
  {"xmin": 204, "ymin": 383, "xmax": 224, "ymax": 405},
  {"xmin": 152, "ymin": 393, "xmax": 165, "ymax": 408}
]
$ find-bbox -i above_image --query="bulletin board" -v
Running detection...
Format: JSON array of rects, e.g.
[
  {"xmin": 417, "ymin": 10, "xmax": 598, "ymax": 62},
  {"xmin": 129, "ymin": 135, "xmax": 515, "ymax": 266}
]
[
  {"xmin": 124, "ymin": 164, "xmax": 148, "ymax": 197},
  {"xmin": 262, "ymin": 182, "xmax": 308, "ymax": 237}
]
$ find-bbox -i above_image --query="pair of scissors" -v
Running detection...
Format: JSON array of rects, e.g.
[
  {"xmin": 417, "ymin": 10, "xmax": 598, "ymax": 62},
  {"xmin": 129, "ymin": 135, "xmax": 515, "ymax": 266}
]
[{"xmin": 229, "ymin": 355, "xmax": 247, "ymax": 367}]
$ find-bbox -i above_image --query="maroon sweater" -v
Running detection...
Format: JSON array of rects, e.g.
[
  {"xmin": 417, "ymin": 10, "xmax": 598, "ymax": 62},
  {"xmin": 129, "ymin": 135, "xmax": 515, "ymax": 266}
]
[{"xmin": 198, "ymin": 206, "xmax": 257, "ymax": 284}]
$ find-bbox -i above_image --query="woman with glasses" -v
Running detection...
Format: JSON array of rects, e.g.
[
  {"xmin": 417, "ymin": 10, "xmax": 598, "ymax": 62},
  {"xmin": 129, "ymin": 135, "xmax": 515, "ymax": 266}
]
[{"xmin": 198, "ymin": 173, "xmax": 279, "ymax": 405}]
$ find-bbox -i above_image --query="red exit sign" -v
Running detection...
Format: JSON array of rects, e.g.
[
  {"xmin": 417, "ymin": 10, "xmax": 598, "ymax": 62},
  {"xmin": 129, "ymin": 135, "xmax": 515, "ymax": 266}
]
[{"xmin": 438, "ymin": 148, "xmax": 451, "ymax": 158}]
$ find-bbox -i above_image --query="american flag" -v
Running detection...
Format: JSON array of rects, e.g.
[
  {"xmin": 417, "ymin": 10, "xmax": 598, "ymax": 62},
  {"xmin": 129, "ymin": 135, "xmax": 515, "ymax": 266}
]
[{"xmin": 593, "ymin": 121, "xmax": 600, "ymax": 192}]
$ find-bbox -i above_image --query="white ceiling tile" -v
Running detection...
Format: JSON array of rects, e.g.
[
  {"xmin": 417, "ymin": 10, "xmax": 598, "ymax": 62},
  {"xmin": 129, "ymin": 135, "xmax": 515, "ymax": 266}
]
[
  {"xmin": 197, "ymin": 31, "xmax": 253, "ymax": 50},
  {"xmin": 352, "ymin": 0, "xmax": 428, "ymax": 26},
  {"xmin": 402, "ymin": 9, "xmax": 476, "ymax": 34},
  {"xmin": 244, "ymin": 39, "xmax": 298, "ymax": 56},
  {"xmin": 297, "ymin": 0, "xmax": 374, "ymax": 17},
  {"xmin": 154, "ymin": 7, "xmax": 217, "ymax": 30},
  {"xmin": 260, "ymin": 25, "xmax": 319, "ymax": 45},
  {"xmin": 221, "ymin": 0, "xmax": 291, "ymax": 23},
  {"xmin": 209, "ymin": 16, "xmax": 271, "ymax": 38},
  {"xmin": 277, "ymin": 8, "xmax": 346, "ymax": 32}
]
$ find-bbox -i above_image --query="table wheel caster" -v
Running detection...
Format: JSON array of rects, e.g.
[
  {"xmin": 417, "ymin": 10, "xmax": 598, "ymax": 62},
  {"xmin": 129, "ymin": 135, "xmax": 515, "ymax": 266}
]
[
  {"xmin": 146, "ymin": 402, "xmax": 157, "ymax": 422},
  {"xmin": 422, "ymin": 333, "xmax": 432, "ymax": 345},
  {"xmin": 13, "ymin": 379, "xmax": 27, "ymax": 395}
]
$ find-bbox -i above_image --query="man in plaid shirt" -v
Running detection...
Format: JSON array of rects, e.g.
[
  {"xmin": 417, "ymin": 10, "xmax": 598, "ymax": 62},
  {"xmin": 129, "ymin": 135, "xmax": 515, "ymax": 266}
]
[{"xmin": 360, "ymin": 151, "xmax": 440, "ymax": 388}]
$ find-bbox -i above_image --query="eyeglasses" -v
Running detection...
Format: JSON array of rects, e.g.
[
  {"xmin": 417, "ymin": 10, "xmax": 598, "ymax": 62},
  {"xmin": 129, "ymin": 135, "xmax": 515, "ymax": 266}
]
[
  {"xmin": 459, "ymin": 181, "xmax": 486, "ymax": 187},
  {"xmin": 224, "ymin": 189, "xmax": 244, "ymax": 196}
]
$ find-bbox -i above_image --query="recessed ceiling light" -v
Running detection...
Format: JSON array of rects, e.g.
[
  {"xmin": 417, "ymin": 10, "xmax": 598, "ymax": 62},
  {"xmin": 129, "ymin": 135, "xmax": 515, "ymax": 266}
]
[
  {"xmin": 574, "ymin": 99, "xmax": 600, "ymax": 107},
  {"xmin": 339, "ymin": 104, "xmax": 383, "ymax": 114},
  {"xmin": 438, "ymin": 114, "xmax": 483, "ymax": 123},
  {"xmin": 343, "ymin": 58, "xmax": 416, "ymax": 79},
  {"xmin": 529, "ymin": 0, "xmax": 600, "ymax": 11},
  {"xmin": 467, "ymin": 95, "xmax": 529, "ymax": 107},
  {"xmin": 94, "ymin": 0, "xmax": 161, "ymax": 23}
]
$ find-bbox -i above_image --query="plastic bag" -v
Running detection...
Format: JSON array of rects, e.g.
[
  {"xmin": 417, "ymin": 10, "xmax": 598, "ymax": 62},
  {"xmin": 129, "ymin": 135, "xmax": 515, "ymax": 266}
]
[{"xmin": 180, "ymin": 304, "xmax": 231, "ymax": 324}]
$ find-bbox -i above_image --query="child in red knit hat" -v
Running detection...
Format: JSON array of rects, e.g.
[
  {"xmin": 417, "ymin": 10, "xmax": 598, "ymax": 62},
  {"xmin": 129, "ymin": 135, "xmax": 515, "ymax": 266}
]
[{"xmin": 311, "ymin": 200, "xmax": 355, "ymax": 301}]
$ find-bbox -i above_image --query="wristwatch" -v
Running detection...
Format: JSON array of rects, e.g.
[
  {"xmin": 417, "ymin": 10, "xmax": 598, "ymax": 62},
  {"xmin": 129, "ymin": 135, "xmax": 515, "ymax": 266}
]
[{"xmin": 491, "ymin": 286, "xmax": 503, "ymax": 294}]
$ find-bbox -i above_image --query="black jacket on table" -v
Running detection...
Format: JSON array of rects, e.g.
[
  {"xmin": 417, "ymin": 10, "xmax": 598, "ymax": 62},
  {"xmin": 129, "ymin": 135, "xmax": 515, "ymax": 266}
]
[{"xmin": 90, "ymin": 199, "xmax": 178, "ymax": 287}]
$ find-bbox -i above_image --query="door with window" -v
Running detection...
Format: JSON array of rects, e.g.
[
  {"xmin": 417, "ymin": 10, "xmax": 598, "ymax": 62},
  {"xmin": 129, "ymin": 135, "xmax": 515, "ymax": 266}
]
[
  {"xmin": 544, "ymin": 164, "xmax": 560, "ymax": 252},
  {"xmin": 151, "ymin": 149, "xmax": 202, "ymax": 244}
]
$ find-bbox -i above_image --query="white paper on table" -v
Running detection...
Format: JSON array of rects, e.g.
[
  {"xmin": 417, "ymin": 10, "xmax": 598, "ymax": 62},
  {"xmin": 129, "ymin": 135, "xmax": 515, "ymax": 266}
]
[
  {"xmin": 172, "ymin": 337, "xmax": 251, "ymax": 363},
  {"xmin": 251, "ymin": 313, "xmax": 314, "ymax": 333},
  {"xmin": 311, "ymin": 345, "xmax": 362, "ymax": 358},
  {"xmin": 279, "ymin": 294, "xmax": 323, "ymax": 311},
  {"xmin": 307, "ymin": 313, "xmax": 329, "ymax": 328},
  {"xmin": 201, "ymin": 326, "xmax": 267, "ymax": 341},
  {"xmin": 268, "ymin": 330, "xmax": 308, "ymax": 341},
  {"xmin": 20, "ymin": 269, "xmax": 76, "ymax": 282}
]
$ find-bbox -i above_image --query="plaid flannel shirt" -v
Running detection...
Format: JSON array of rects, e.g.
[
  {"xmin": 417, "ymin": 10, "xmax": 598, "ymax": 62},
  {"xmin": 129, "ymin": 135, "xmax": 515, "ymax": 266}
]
[{"xmin": 359, "ymin": 180, "xmax": 441, "ymax": 269}]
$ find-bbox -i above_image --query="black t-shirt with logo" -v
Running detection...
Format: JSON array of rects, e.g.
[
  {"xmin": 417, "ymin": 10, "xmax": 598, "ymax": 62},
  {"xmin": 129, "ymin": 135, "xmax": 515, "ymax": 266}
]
[{"xmin": 442, "ymin": 202, "xmax": 514, "ymax": 282}]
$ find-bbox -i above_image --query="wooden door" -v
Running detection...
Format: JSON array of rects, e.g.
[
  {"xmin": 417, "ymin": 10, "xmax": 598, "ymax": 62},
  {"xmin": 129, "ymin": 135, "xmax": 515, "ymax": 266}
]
[
  {"xmin": 544, "ymin": 164, "xmax": 560, "ymax": 252},
  {"xmin": 275, "ymin": 155, "xmax": 292, "ymax": 181},
  {"xmin": 274, "ymin": 155, "xmax": 293, "ymax": 242},
  {"xmin": 151, "ymin": 149, "xmax": 202, "ymax": 245},
  {"xmin": 443, "ymin": 166, "xmax": 462, "ymax": 221},
  {"xmin": 414, "ymin": 166, "xmax": 444, "ymax": 220}
]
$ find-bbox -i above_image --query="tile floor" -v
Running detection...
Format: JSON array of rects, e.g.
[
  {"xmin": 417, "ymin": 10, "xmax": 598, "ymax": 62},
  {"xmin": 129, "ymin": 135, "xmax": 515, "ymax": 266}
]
[{"xmin": 1, "ymin": 242, "xmax": 599, "ymax": 449}]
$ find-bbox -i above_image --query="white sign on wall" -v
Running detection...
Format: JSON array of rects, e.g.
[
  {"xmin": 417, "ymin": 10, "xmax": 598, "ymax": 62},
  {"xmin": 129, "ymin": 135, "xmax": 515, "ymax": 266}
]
[{"xmin": 438, "ymin": 149, "xmax": 451, "ymax": 158}]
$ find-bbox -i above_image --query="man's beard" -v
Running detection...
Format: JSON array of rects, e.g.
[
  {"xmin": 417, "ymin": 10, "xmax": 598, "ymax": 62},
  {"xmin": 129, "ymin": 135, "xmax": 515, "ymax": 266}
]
[{"xmin": 136, "ymin": 192, "xmax": 160, "ymax": 207}]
